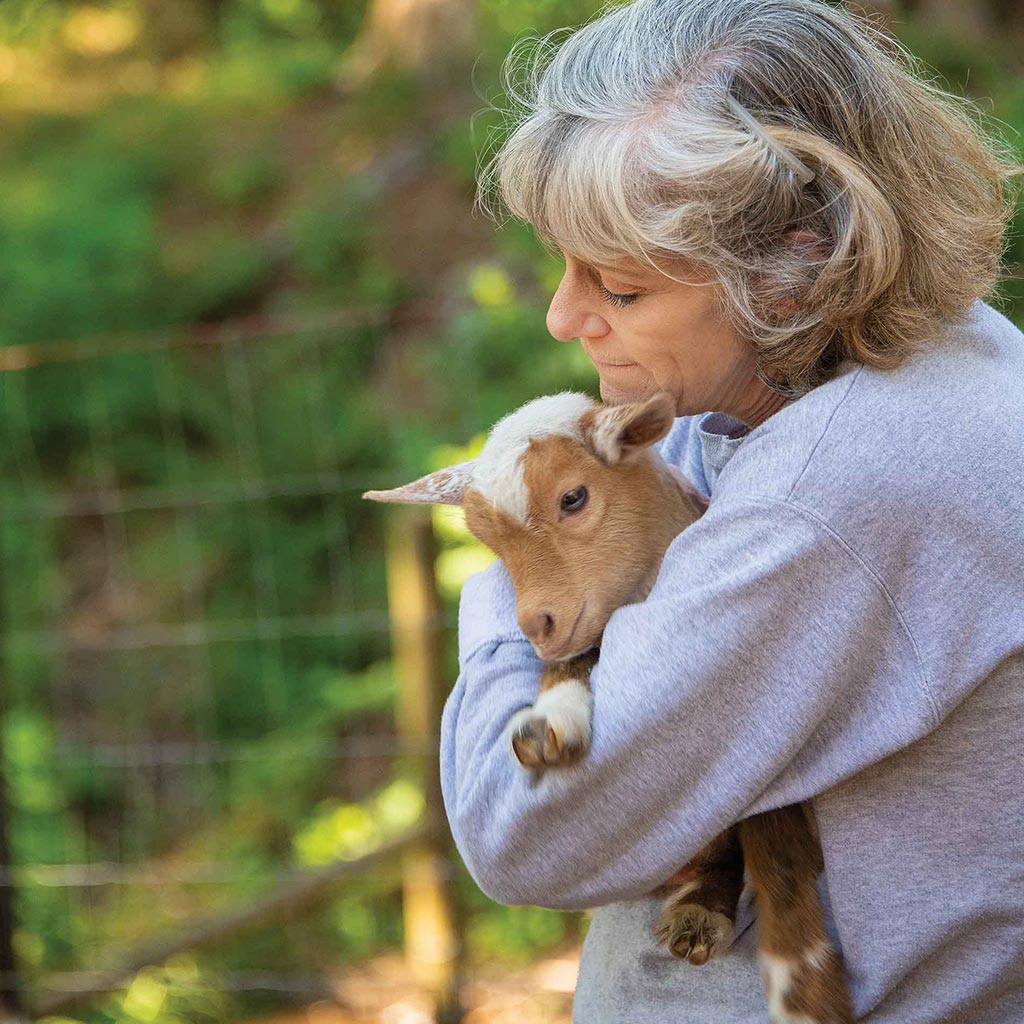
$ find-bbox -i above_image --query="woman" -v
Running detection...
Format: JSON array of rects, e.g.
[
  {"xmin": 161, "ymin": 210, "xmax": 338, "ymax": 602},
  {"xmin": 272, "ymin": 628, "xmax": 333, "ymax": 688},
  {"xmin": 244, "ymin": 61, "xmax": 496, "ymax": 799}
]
[{"xmin": 439, "ymin": 1, "xmax": 1024, "ymax": 1020}]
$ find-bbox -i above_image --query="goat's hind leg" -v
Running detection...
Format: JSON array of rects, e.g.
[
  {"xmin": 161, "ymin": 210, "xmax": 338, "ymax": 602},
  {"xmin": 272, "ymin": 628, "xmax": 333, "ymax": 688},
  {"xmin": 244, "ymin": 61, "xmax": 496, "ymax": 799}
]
[
  {"xmin": 741, "ymin": 804, "xmax": 854, "ymax": 1024},
  {"xmin": 654, "ymin": 827, "xmax": 744, "ymax": 966}
]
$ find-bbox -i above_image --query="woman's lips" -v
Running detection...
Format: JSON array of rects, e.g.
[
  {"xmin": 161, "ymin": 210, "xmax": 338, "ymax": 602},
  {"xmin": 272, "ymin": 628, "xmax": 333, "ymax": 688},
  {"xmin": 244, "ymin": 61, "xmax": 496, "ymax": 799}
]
[
  {"xmin": 589, "ymin": 355, "xmax": 639, "ymax": 369},
  {"xmin": 580, "ymin": 343, "xmax": 640, "ymax": 372}
]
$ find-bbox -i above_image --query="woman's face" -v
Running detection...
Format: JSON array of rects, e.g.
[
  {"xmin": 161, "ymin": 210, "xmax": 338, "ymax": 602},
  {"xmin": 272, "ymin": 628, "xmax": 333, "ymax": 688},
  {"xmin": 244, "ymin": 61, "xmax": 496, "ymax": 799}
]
[{"xmin": 547, "ymin": 253, "xmax": 783, "ymax": 425}]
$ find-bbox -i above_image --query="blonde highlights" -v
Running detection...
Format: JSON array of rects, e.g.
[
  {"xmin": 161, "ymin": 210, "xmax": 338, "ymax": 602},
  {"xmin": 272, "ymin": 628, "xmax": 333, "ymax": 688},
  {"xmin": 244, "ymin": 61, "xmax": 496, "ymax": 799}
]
[{"xmin": 479, "ymin": 0, "xmax": 1022, "ymax": 394}]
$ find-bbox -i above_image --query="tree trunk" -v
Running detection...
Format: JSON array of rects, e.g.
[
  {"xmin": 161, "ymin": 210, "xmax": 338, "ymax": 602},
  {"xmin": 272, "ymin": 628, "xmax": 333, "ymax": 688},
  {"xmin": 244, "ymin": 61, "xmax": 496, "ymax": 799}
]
[
  {"xmin": 904, "ymin": 0, "xmax": 994, "ymax": 37},
  {"xmin": 137, "ymin": 0, "xmax": 227, "ymax": 62},
  {"xmin": 991, "ymin": 0, "xmax": 1024, "ymax": 37},
  {"xmin": 342, "ymin": 0, "xmax": 476, "ymax": 84},
  {"xmin": 0, "ymin": 668, "xmax": 22, "ymax": 1019}
]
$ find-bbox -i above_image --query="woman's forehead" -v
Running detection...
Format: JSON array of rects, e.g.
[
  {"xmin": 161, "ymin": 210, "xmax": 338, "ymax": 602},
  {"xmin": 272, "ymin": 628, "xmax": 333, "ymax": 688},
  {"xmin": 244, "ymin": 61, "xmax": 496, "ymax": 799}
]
[
  {"xmin": 559, "ymin": 246, "xmax": 660, "ymax": 277},
  {"xmin": 560, "ymin": 247, "xmax": 700, "ymax": 285}
]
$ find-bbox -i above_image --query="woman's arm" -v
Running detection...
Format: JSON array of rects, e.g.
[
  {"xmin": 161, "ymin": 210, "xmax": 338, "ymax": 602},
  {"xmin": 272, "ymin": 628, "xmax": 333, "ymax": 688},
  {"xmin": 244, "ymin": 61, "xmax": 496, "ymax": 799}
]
[{"xmin": 440, "ymin": 496, "xmax": 938, "ymax": 911}]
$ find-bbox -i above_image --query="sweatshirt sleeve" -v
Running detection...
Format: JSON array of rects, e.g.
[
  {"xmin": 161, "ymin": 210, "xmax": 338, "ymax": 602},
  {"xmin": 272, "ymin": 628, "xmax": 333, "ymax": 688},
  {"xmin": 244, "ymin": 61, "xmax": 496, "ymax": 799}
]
[{"xmin": 439, "ymin": 496, "xmax": 937, "ymax": 911}]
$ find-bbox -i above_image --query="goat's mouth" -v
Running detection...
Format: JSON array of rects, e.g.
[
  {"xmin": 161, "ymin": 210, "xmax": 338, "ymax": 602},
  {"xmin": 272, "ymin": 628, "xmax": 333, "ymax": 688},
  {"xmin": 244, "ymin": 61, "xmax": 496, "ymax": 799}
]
[{"xmin": 540, "ymin": 602, "xmax": 595, "ymax": 662}]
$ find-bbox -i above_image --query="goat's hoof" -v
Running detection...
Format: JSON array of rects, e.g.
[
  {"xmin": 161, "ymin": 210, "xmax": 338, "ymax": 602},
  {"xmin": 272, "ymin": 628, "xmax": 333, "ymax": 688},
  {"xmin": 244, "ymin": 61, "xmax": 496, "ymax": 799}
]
[
  {"xmin": 655, "ymin": 902, "xmax": 734, "ymax": 966},
  {"xmin": 507, "ymin": 711, "xmax": 585, "ymax": 768},
  {"xmin": 505, "ymin": 682, "xmax": 592, "ymax": 770}
]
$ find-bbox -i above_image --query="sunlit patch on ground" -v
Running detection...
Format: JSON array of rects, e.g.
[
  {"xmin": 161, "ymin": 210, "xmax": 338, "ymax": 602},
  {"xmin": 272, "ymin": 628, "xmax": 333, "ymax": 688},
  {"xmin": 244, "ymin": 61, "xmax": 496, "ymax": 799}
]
[{"xmin": 244, "ymin": 947, "xmax": 580, "ymax": 1024}]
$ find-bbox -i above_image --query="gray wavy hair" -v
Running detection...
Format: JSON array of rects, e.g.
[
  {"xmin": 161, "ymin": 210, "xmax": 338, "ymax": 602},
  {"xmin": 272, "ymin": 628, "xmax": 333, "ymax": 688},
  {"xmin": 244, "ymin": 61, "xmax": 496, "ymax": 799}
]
[{"xmin": 479, "ymin": 0, "xmax": 1022, "ymax": 394}]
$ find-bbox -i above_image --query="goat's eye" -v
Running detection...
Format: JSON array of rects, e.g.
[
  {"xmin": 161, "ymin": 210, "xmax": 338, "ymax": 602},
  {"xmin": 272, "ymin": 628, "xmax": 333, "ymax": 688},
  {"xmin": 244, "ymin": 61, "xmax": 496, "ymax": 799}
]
[{"xmin": 560, "ymin": 486, "xmax": 588, "ymax": 514}]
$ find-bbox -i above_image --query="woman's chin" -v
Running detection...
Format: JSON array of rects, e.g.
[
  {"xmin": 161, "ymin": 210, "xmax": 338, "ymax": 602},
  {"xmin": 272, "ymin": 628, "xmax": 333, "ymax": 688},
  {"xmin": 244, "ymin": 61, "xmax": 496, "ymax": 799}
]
[{"xmin": 598, "ymin": 374, "xmax": 667, "ymax": 407}]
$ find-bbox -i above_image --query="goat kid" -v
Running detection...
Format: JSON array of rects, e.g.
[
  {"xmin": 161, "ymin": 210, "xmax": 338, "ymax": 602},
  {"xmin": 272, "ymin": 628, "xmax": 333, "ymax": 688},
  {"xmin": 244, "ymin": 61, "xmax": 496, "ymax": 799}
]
[{"xmin": 365, "ymin": 392, "xmax": 854, "ymax": 1024}]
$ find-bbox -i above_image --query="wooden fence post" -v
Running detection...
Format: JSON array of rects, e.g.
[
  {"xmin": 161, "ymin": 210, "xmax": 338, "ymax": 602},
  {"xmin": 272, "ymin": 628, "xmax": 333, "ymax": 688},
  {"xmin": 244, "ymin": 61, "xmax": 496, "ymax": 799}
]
[
  {"xmin": 0, "ymin": 668, "xmax": 23, "ymax": 1022},
  {"xmin": 384, "ymin": 506, "xmax": 463, "ymax": 1023}
]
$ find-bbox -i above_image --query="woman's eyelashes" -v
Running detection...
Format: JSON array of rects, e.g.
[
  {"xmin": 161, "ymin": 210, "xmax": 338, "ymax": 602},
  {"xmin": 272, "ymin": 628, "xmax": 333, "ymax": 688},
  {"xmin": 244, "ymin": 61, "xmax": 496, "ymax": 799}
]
[
  {"xmin": 598, "ymin": 284, "xmax": 641, "ymax": 308},
  {"xmin": 574, "ymin": 259, "xmax": 642, "ymax": 307}
]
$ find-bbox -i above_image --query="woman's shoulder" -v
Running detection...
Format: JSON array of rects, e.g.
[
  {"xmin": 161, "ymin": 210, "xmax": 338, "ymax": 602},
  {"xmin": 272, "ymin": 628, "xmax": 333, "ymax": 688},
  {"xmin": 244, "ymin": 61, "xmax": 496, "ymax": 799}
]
[{"xmin": 717, "ymin": 299, "xmax": 1024, "ymax": 516}]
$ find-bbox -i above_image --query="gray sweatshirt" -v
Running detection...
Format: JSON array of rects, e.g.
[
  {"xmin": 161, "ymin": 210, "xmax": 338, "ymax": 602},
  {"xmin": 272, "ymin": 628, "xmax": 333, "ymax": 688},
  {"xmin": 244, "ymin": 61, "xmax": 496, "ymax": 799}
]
[{"xmin": 439, "ymin": 299, "xmax": 1024, "ymax": 1022}]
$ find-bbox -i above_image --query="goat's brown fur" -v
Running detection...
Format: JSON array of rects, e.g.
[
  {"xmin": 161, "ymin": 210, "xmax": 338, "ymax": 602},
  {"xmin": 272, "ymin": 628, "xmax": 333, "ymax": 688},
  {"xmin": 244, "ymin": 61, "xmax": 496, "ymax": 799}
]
[{"xmin": 464, "ymin": 431, "xmax": 698, "ymax": 662}]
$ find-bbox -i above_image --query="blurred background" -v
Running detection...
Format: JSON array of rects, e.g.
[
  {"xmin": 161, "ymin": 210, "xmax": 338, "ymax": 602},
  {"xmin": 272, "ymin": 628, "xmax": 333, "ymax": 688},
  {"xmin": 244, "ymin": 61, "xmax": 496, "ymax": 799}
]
[{"xmin": 0, "ymin": 1, "xmax": 1020, "ymax": 1022}]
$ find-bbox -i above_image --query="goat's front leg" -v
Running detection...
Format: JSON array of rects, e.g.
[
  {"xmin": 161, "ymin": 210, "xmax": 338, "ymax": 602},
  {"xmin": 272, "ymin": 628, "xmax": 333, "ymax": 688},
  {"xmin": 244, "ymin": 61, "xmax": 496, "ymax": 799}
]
[
  {"xmin": 506, "ymin": 650, "xmax": 600, "ymax": 768},
  {"xmin": 741, "ymin": 804, "xmax": 854, "ymax": 1024}
]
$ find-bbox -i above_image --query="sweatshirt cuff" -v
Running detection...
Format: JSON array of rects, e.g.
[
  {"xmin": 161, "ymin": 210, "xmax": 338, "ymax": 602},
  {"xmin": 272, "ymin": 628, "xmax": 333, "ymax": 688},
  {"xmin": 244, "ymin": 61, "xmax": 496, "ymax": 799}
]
[{"xmin": 457, "ymin": 560, "xmax": 530, "ymax": 667}]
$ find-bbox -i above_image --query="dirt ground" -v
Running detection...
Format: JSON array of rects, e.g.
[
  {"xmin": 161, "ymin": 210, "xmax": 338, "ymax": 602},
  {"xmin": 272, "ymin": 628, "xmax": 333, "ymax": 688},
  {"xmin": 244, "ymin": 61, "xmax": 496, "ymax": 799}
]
[{"xmin": 246, "ymin": 946, "xmax": 580, "ymax": 1024}]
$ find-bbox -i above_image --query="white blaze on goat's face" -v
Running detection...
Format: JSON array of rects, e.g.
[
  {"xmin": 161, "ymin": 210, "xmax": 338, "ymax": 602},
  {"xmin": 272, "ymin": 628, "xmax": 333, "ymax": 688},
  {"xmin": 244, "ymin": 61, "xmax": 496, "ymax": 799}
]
[
  {"xmin": 463, "ymin": 392, "xmax": 700, "ymax": 661},
  {"xmin": 469, "ymin": 392, "xmax": 595, "ymax": 523}
]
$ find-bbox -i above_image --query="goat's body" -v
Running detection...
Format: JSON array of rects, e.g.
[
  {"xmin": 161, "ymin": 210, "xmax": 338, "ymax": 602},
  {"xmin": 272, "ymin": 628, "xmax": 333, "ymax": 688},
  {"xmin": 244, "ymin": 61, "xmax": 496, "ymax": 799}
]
[
  {"xmin": 503, "ymin": 440, "xmax": 854, "ymax": 1024},
  {"xmin": 367, "ymin": 392, "xmax": 854, "ymax": 1023}
]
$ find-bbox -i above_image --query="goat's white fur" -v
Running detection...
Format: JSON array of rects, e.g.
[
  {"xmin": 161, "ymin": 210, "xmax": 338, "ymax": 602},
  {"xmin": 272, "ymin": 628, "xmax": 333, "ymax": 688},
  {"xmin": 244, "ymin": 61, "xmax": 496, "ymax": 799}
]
[
  {"xmin": 471, "ymin": 392, "xmax": 595, "ymax": 522},
  {"xmin": 760, "ymin": 949, "xmax": 823, "ymax": 1024},
  {"xmin": 363, "ymin": 459, "xmax": 475, "ymax": 506},
  {"xmin": 802, "ymin": 940, "xmax": 833, "ymax": 973},
  {"xmin": 588, "ymin": 401, "xmax": 641, "ymax": 463},
  {"xmin": 504, "ymin": 679, "xmax": 593, "ymax": 763}
]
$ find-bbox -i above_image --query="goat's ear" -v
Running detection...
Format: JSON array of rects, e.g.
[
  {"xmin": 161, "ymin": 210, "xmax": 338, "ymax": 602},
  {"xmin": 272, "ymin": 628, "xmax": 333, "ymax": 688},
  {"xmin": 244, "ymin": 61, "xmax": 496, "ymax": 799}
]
[
  {"xmin": 589, "ymin": 392, "xmax": 677, "ymax": 464},
  {"xmin": 668, "ymin": 466, "xmax": 711, "ymax": 516},
  {"xmin": 363, "ymin": 460, "xmax": 475, "ymax": 506}
]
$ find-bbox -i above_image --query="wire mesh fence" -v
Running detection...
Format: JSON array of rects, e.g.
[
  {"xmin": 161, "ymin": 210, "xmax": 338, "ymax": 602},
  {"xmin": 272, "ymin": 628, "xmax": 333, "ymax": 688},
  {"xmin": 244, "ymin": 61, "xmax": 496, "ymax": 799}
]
[
  {"xmin": 0, "ymin": 309, "xmax": 473, "ymax": 1022},
  {"xmin": 11, "ymin": 274, "xmax": 1018, "ymax": 1024}
]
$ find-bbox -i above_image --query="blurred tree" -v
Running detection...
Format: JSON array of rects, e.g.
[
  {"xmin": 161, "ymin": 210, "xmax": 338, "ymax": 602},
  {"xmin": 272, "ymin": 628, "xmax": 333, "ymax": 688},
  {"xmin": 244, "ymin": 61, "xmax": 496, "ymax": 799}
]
[
  {"xmin": 0, "ymin": 722, "xmax": 20, "ymax": 1019},
  {"xmin": 137, "ymin": 0, "xmax": 228, "ymax": 60},
  {"xmin": 992, "ymin": 0, "xmax": 1024, "ymax": 35},
  {"xmin": 908, "ymin": 0, "xmax": 993, "ymax": 37},
  {"xmin": 343, "ymin": 0, "xmax": 476, "ymax": 83},
  {"xmin": 898, "ymin": 0, "xmax": 1024, "ymax": 38}
]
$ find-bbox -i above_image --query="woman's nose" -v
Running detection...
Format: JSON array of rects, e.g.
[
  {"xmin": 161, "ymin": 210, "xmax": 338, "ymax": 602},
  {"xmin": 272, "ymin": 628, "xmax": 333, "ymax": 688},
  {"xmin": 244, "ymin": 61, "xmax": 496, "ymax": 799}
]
[{"xmin": 546, "ymin": 273, "xmax": 610, "ymax": 343}]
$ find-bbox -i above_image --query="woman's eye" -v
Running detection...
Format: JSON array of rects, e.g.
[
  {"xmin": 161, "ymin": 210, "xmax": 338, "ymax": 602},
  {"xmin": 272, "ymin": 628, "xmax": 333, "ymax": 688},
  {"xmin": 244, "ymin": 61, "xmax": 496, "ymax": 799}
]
[
  {"xmin": 599, "ymin": 284, "xmax": 640, "ymax": 308},
  {"xmin": 560, "ymin": 486, "xmax": 589, "ymax": 513}
]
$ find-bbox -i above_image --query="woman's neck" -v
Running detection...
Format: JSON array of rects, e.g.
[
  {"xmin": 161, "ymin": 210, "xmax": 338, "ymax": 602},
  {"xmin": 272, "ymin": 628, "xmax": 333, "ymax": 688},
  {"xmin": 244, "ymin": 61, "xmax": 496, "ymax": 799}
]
[{"xmin": 731, "ymin": 380, "xmax": 790, "ymax": 429}]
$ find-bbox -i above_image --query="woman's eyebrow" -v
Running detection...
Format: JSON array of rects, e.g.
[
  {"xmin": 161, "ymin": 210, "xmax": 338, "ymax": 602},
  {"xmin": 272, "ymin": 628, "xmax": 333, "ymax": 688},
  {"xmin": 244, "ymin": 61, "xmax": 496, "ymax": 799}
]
[
  {"xmin": 557, "ymin": 247, "xmax": 653, "ymax": 284},
  {"xmin": 592, "ymin": 263, "xmax": 654, "ymax": 286},
  {"xmin": 573, "ymin": 255, "xmax": 647, "ymax": 280}
]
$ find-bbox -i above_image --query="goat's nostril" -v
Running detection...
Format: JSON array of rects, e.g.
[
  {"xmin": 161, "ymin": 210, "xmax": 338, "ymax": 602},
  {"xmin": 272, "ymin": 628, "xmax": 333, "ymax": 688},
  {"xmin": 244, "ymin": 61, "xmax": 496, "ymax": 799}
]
[
  {"xmin": 536, "ymin": 611, "xmax": 555, "ymax": 639},
  {"xmin": 520, "ymin": 610, "xmax": 556, "ymax": 644}
]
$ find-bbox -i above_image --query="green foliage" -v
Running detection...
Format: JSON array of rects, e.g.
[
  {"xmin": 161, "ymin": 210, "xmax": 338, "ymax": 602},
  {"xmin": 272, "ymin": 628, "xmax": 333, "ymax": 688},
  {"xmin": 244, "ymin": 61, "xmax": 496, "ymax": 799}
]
[
  {"xmin": 220, "ymin": 0, "xmax": 369, "ymax": 51},
  {"xmin": 0, "ymin": 3, "xmax": 1020, "ymax": 1021},
  {"xmin": 412, "ymin": 255, "xmax": 597, "ymax": 444},
  {"xmin": 479, "ymin": 0, "xmax": 606, "ymax": 44},
  {"xmin": 204, "ymin": 38, "xmax": 341, "ymax": 102},
  {"xmin": 0, "ymin": 143, "xmax": 160, "ymax": 344},
  {"xmin": 207, "ymin": 146, "xmax": 284, "ymax": 210},
  {"xmin": 293, "ymin": 776, "xmax": 423, "ymax": 866},
  {"xmin": 37, "ymin": 955, "xmax": 232, "ymax": 1024},
  {"xmin": 287, "ymin": 177, "xmax": 402, "ymax": 304},
  {"xmin": 897, "ymin": 20, "xmax": 1009, "ymax": 101}
]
